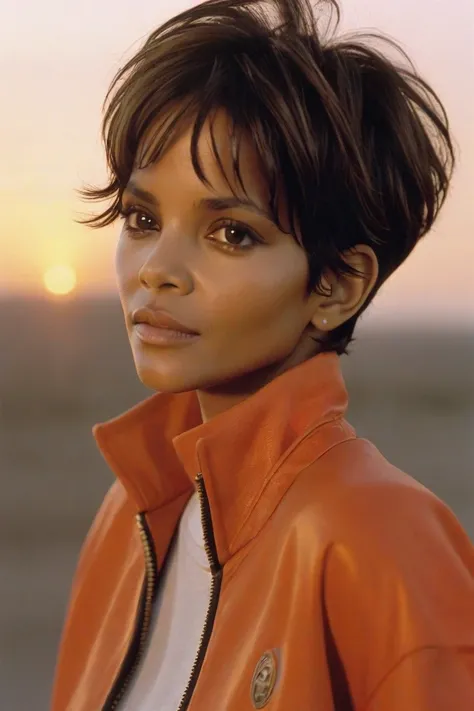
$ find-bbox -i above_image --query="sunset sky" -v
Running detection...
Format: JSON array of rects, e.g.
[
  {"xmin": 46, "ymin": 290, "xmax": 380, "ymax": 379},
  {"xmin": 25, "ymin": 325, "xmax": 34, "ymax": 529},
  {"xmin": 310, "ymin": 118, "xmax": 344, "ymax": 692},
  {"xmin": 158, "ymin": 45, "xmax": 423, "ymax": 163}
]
[{"xmin": 1, "ymin": 0, "xmax": 473, "ymax": 325}]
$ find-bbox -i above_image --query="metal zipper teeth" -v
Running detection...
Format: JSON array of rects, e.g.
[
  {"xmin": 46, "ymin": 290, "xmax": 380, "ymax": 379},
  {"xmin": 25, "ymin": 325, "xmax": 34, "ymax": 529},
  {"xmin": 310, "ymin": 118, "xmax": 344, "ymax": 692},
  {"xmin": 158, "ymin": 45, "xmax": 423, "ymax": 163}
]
[
  {"xmin": 103, "ymin": 512, "xmax": 158, "ymax": 711},
  {"xmin": 176, "ymin": 472, "xmax": 223, "ymax": 711}
]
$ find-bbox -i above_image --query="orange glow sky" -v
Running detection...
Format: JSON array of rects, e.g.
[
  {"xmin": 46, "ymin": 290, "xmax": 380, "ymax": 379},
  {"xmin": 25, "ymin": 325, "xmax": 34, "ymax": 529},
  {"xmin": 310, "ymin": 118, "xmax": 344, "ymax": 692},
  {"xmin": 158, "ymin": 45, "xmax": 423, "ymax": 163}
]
[{"xmin": 1, "ymin": 0, "xmax": 473, "ymax": 325}]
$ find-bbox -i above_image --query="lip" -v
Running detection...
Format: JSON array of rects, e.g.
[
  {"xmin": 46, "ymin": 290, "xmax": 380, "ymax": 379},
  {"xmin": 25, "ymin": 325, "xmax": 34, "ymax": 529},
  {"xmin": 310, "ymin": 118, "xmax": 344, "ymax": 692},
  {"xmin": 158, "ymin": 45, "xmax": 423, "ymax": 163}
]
[
  {"xmin": 131, "ymin": 307, "xmax": 200, "ymax": 335},
  {"xmin": 134, "ymin": 323, "xmax": 199, "ymax": 346}
]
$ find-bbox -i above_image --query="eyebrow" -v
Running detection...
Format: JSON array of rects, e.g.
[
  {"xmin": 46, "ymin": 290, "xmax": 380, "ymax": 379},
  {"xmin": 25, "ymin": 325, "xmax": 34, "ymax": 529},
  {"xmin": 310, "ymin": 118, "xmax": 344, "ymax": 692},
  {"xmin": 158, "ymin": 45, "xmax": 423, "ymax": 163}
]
[{"xmin": 122, "ymin": 180, "xmax": 273, "ymax": 222}]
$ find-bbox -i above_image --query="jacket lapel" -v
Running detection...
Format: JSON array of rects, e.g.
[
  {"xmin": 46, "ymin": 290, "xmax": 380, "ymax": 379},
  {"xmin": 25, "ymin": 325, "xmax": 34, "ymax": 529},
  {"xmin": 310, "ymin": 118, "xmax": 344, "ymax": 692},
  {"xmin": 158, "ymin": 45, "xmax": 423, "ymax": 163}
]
[{"xmin": 93, "ymin": 352, "xmax": 354, "ymax": 565}]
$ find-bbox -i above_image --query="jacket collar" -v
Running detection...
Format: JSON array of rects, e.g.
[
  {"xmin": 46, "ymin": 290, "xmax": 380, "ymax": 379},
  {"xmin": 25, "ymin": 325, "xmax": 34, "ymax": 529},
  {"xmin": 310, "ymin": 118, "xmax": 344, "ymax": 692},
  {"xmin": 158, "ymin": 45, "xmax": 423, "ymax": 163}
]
[{"xmin": 93, "ymin": 352, "xmax": 352, "ymax": 564}]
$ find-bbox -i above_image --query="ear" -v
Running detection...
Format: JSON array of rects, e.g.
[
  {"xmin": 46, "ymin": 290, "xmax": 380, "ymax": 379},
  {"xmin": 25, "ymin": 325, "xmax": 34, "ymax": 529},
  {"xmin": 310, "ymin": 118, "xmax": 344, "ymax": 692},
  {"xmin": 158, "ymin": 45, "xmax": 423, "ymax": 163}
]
[{"xmin": 309, "ymin": 245, "xmax": 379, "ymax": 331}]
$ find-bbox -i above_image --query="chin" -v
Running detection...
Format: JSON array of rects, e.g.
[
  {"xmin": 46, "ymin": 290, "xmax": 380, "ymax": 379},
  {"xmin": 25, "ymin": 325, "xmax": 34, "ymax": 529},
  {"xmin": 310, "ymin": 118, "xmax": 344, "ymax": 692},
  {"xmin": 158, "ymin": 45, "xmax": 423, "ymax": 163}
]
[
  {"xmin": 135, "ymin": 364, "xmax": 198, "ymax": 394},
  {"xmin": 129, "ymin": 339, "xmax": 201, "ymax": 393}
]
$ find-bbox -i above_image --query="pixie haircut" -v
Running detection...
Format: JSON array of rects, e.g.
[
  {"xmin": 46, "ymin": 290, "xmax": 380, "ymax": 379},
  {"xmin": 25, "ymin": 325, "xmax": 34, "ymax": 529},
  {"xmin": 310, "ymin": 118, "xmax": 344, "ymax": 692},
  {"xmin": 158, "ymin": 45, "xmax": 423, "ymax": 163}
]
[{"xmin": 77, "ymin": 0, "xmax": 454, "ymax": 354}]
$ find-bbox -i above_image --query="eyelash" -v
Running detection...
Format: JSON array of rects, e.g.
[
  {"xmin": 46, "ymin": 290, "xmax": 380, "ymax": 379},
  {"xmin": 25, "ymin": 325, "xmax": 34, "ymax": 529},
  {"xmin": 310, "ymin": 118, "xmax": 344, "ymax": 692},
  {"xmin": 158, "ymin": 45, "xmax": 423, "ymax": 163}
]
[{"xmin": 117, "ymin": 205, "xmax": 263, "ymax": 252}]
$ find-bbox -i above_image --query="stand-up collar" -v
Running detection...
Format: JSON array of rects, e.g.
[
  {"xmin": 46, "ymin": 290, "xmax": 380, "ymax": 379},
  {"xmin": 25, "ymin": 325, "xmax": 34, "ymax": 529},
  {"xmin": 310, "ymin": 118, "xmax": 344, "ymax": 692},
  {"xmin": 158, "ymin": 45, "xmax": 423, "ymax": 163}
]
[{"xmin": 93, "ymin": 352, "xmax": 352, "ymax": 564}]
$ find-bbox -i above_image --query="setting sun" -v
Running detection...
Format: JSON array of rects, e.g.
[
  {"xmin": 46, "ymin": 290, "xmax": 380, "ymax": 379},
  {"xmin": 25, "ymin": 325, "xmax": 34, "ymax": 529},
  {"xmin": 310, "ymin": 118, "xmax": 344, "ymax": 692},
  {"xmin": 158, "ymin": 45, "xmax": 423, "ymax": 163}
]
[{"xmin": 43, "ymin": 264, "xmax": 77, "ymax": 296}]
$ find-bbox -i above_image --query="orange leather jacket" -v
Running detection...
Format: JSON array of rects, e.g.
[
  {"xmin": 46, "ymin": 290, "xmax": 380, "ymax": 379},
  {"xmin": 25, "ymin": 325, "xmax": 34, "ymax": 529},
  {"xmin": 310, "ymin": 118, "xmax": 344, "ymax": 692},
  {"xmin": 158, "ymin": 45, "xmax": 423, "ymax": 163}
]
[{"xmin": 51, "ymin": 353, "xmax": 474, "ymax": 711}]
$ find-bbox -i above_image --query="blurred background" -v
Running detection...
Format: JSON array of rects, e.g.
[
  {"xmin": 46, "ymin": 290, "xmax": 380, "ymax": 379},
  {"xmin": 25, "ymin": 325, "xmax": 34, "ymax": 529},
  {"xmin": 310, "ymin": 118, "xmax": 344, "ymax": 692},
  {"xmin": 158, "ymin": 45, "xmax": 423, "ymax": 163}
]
[{"xmin": 1, "ymin": 0, "xmax": 473, "ymax": 709}]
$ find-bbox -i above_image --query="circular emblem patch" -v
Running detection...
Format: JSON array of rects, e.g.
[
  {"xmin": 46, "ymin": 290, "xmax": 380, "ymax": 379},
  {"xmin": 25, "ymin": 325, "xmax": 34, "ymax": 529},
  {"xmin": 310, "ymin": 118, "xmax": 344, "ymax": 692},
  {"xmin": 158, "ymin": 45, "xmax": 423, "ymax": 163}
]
[{"xmin": 250, "ymin": 650, "xmax": 278, "ymax": 709}]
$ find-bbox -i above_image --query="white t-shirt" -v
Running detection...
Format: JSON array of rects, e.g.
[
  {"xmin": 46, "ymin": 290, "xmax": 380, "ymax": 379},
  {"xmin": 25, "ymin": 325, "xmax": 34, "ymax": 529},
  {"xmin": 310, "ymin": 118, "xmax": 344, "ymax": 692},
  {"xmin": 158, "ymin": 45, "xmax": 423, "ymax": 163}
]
[{"xmin": 120, "ymin": 491, "xmax": 212, "ymax": 710}]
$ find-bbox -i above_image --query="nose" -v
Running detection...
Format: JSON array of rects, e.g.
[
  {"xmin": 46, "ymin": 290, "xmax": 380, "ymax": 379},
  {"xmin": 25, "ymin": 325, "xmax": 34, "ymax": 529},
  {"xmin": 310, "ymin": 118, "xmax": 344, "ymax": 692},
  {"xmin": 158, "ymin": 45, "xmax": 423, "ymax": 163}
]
[{"xmin": 138, "ymin": 229, "xmax": 194, "ymax": 293}]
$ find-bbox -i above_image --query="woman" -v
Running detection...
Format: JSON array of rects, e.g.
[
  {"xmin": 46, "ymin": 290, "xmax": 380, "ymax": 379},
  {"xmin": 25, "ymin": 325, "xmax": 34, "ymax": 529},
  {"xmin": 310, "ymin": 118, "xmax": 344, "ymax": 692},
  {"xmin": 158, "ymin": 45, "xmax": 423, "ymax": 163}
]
[{"xmin": 51, "ymin": 0, "xmax": 474, "ymax": 709}]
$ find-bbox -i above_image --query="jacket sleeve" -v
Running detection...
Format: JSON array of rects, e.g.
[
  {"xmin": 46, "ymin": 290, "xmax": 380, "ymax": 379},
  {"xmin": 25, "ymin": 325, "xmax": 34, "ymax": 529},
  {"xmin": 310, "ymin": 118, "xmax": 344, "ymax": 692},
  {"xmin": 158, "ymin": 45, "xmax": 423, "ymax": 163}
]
[
  {"xmin": 323, "ymin": 476, "xmax": 474, "ymax": 710},
  {"xmin": 364, "ymin": 646, "xmax": 474, "ymax": 710}
]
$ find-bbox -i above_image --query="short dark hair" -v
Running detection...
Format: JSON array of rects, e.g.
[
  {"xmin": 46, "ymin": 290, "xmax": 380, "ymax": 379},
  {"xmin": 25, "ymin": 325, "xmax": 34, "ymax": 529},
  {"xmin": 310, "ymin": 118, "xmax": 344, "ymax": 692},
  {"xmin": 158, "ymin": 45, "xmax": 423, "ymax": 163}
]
[{"xmin": 77, "ymin": 0, "xmax": 454, "ymax": 354}]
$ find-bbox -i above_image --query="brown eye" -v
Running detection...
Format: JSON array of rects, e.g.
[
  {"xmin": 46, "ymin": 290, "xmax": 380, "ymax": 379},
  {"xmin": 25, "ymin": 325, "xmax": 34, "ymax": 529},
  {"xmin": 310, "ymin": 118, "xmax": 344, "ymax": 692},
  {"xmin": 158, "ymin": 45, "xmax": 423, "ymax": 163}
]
[
  {"xmin": 118, "ymin": 206, "xmax": 157, "ymax": 236},
  {"xmin": 209, "ymin": 220, "xmax": 263, "ymax": 252}
]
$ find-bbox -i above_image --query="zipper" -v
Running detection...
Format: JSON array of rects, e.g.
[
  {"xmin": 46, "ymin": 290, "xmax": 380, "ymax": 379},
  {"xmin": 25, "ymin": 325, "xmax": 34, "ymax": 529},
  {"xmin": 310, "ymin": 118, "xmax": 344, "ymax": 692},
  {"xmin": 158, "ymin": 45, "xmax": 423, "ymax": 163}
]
[
  {"xmin": 176, "ymin": 471, "xmax": 222, "ymax": 711},
  {"xmin": 102, "ymin": 511, "xmax": 159, "ymax": 710},
  {"xmin": 103, "ymin": 472, "xmax": 222, "ymax": 711}
]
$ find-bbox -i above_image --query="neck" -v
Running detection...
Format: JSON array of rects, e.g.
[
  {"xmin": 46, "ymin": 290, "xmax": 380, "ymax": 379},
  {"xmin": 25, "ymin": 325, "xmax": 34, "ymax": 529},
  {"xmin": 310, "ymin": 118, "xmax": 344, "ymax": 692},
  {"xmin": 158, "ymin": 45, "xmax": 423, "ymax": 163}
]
[{"xmin": 197, "ymin": 342, "xmax": 321, "ymax": 422}]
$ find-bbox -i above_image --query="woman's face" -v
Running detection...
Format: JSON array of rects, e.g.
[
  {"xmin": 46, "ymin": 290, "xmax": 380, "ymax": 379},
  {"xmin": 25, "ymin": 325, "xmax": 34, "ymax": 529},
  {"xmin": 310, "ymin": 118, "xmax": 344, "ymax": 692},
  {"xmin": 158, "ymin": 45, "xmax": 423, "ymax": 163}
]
[{"xmin": 115, "ymin": 110, "xmax": 324, "ymax": 419}]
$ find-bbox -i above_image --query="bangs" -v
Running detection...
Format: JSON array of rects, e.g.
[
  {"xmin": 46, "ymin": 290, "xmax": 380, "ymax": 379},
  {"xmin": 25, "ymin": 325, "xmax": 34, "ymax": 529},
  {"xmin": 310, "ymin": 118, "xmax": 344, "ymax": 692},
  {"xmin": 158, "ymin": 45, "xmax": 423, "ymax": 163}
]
[
  {"xmin": 104, "ymin": 51, "xmax": 314, "ymax": 242},
  {"xmin": 134, "ymin": 98, "xmax": 284, "ymax": 232},
  {"xmin": 76, "ymin": 21, "xmax": 346, "ymax": 247}
]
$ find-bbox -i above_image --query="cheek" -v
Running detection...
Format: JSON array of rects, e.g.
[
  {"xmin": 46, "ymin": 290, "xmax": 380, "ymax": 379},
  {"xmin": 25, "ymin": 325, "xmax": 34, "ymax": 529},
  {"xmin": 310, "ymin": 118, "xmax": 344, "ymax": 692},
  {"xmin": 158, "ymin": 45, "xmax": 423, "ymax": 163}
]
[
  {"xmin": 211, "ymin": 253, "xmax": 309, "ymax": 337},
  {"xmin": 115, "ymin": 234, "xmax": 140, "ymax": 294},
  {"xmin": 114, "ymin": 233, "xmax": 127, "ymax": 287}
]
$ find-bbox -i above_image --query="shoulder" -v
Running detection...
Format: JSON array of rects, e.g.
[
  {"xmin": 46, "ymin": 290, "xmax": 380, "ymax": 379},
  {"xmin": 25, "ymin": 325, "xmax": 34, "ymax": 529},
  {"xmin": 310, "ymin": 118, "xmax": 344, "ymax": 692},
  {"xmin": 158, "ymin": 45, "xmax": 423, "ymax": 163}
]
[
  {"xmin": 84, "ymin": 479, "xmax": 132, "ymax": 539},
  {"xmin": 304, "ymin": 433, "xmax": 474, "ymax": 631},
  {"xmin": 306, "ymin": 434, "xmax": 470, "ymax": 555},
  {"xmin": 72, "ymin": 480, "xmax": 135, "ymax": 583},
  {"xmin": 305, "ymin": 436, "xmax": 474, "ymax": 705},
  {"xmin": 296, "ymin": 433, "xmax": 474, "ymax": 603}
]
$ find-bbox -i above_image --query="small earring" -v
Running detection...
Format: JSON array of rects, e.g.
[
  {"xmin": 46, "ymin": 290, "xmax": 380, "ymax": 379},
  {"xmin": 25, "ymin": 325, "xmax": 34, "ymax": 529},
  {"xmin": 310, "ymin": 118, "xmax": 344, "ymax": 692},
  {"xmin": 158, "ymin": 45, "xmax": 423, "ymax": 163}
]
[{"xmin": 322, "ymin": 318, "xmax": 328, "ymax": 326}]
